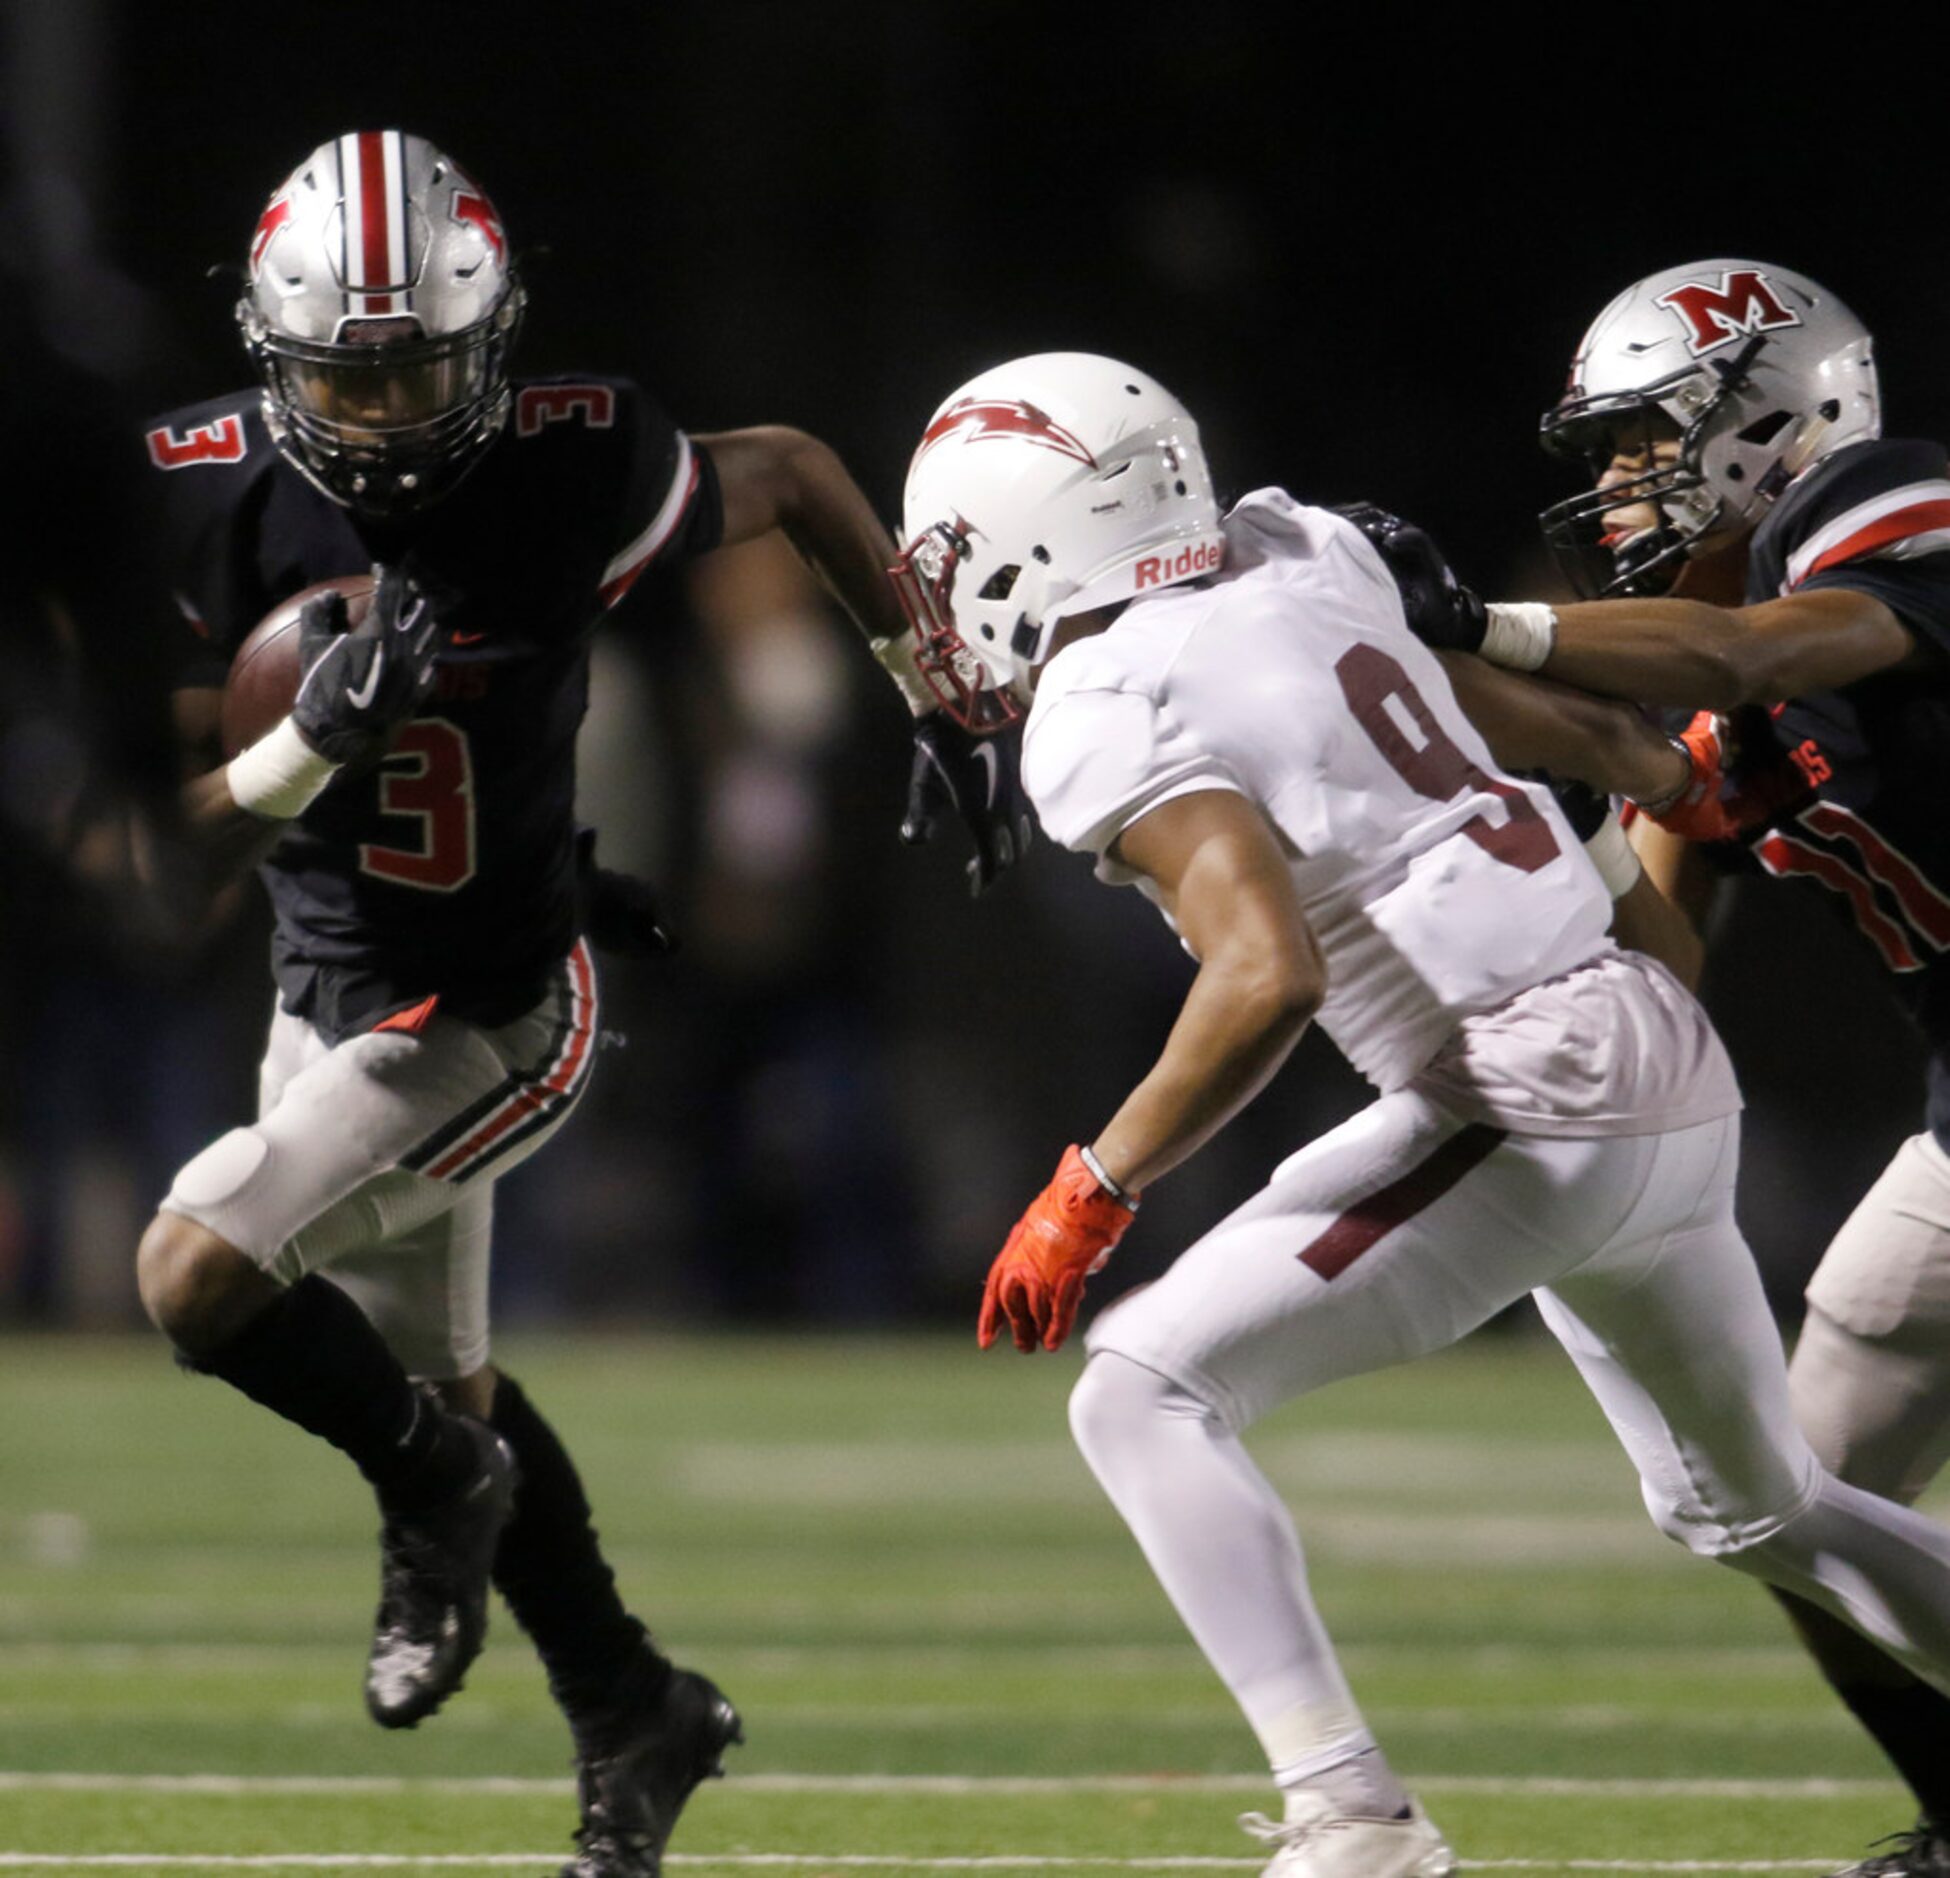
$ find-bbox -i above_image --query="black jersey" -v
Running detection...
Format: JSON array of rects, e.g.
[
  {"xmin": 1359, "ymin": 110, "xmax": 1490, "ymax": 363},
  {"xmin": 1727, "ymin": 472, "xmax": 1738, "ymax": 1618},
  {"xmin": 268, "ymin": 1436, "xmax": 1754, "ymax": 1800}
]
[
  {"xmin": 1715, "ymin": 437, "xmax": 1950, "ymax": 1145},
  {"xmin": 147, "ymin": 376, "xmax": 723, "ymax": 1040}
]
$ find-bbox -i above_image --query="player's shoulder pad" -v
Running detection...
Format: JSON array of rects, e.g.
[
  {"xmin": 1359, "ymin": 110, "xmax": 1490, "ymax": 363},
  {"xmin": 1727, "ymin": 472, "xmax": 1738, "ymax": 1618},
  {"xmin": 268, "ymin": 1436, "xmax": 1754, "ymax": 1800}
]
[
  {"xmin": 1761, "ymin": 437, "xmax": 1950, "ymax": 588},
  {"xmin": 1025, "ymin": 658, "xmax": 1241, "ymax": 858},
  {"xmin": 143, "ymin": 389, "xmax": 265, "ymax": 477}
]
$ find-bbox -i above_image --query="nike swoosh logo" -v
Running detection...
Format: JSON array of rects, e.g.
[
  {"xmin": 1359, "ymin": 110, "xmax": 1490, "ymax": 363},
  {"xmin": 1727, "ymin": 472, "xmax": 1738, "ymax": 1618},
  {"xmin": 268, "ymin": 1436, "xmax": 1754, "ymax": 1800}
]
[
  {"xmin": 345, "ymin": 653, "xmax": 385, "ymax": 712},
  {"xmin": 974, "ymin": 741, "xmax": 999, "ymax": 806},
  {"xmin": 450, "ymin": 630, "xmax": 486, "ymax": 646}
]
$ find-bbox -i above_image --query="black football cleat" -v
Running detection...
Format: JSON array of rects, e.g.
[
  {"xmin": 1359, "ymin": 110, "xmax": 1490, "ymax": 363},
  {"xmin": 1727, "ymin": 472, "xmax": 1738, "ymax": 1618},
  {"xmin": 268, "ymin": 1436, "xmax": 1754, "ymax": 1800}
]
[
  {"xmin": 559, "ymin": 1665, "xmax": 744, "ymax": 1878},
  {"xmin": 1830, "ymin": 1824, "xmax": 1950, "ymax": 1878},
  {"xmin": 364, "ymin": 1419, "xmax": 519, "ymax": 1729}
]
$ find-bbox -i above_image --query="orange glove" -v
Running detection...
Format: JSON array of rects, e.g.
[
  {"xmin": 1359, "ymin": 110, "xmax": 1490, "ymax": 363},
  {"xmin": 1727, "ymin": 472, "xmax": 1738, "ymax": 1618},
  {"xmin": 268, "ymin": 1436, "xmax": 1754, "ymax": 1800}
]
[
  {"xmin": 1637, "ymin": 711, "xmax": 1746, "ymax": 843},
  {"xmin": 978, "ymin": 1145, "xmax": 1139, "ymax": 1354}
]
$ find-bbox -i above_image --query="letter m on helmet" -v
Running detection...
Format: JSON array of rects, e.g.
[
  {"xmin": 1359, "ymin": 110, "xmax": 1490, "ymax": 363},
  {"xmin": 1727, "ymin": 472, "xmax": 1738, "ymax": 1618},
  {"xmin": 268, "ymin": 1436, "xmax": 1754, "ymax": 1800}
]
[{"xmin": 1654, "ymin": 269, "xmax": 1802, "ymax": 358}]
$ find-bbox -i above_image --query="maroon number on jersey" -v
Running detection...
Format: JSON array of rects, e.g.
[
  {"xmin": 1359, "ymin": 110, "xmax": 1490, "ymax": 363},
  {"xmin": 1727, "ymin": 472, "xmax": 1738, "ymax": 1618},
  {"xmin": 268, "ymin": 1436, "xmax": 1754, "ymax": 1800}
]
[{"xmin": 220, "ymin": 574, "xmax": 376, "ymax": 758}]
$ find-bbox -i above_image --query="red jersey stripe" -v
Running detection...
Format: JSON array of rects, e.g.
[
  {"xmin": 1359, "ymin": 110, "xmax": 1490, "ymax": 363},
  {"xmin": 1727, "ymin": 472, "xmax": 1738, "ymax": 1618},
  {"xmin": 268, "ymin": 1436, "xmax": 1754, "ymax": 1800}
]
[{"xmin": 1799, "ymin": 499, "xmax": 1950, "ymax": 584}]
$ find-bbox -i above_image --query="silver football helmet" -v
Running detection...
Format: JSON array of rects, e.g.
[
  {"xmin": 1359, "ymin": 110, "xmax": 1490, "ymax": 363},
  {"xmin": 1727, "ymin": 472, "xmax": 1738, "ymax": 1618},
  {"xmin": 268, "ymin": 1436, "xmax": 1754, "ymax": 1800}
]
[
  {"xmin": 890, "ymin": 352, "xmax": 1224, "ymax": 731},
  {"xmin": 238, "ymin": 130, "xmax": 525, "ymax": 515},
  {"xmin": 1539, "ymin": 259, "xmax": 1879, "ymax": 596}
]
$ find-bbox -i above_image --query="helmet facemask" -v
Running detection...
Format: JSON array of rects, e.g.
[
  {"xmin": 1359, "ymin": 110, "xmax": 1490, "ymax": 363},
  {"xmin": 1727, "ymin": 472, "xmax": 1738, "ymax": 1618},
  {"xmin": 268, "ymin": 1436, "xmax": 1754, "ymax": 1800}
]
[
  {"xmin": 241, "ymin": 288, "xmax": 525, "ymax": 516},
  {"xmin": 887, "ymin": 515, "xmax": 1029, "ymax": 733},
  {"xmin": 1538, "ymin": 372, "xmax": 1734, "ymax": 598}
]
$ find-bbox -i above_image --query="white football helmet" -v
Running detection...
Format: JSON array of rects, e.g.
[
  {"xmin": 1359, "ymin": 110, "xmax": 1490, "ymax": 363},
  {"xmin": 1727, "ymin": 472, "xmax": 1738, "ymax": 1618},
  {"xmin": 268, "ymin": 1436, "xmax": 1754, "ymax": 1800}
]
[
  {"xmin": 890, "ymin": 352, "xmax": 1224, "ymax": 730},
  {"xmin": 238, "ymin": 130, "xmax": 526, "ymax": 515},
  {"xmin": 1538, "ymin": 259, "xmax": 1879, "ymax": 595}
]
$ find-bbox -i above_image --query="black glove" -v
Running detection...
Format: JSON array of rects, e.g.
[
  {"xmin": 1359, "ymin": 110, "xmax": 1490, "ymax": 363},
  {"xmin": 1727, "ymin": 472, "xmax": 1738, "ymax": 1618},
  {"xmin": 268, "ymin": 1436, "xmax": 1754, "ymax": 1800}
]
[
  {"xmin": 901, "ymin": 713, "xmax": 1034, "ymax": 896},
  {"xmin": 1335, "ymin": 502, "xmax": 1489, "ymax": 654},
  {"xmin": 291, "ymin": 564, "xmax": 441, "ymax": 767},
  {"xmin": 574, "ymin": 825, "xmax": 676, "ymax": 958},
  {"xmin": 1545, "ymin": 774, "xmax": 1611, "ymax": 843}
]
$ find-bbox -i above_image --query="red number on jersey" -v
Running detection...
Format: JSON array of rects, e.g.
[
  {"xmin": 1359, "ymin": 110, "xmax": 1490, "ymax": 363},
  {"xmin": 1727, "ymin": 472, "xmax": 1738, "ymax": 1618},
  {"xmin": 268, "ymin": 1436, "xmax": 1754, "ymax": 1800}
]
[
  {"xmin": 516, "ymin": 384, "xmax": 616, "ymax": 438},
  {"xmin": 147, "ymin": 415, "xmax": 246, "ymax": 469},
  {"xmin": 360, "ymin": 719, "xmax": 478, "ymax": 892},
  {"xmin": 1335, "ymin": 643, "xmax": 1560, "ymax": 874}
]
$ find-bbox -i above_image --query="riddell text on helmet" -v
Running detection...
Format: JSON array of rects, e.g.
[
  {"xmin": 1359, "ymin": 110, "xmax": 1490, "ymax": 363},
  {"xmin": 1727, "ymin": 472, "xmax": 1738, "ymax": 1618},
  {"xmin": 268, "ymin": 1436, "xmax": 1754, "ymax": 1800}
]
[{"xmin": 1134, "ymin": 541, "xmax": 1224, "ymax": 588}]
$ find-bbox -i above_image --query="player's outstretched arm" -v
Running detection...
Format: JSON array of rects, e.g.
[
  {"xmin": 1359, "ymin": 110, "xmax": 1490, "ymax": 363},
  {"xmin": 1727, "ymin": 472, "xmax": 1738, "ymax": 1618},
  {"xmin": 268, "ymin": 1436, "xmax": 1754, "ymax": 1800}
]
[
  {"xmin": 696, "ymin": 425, "xmax": 911, "ymax": 667},
  {"xmin": 978, "ymin": 788, "xmax": 1322, "ymax": 1355},
  {"xmin": 699, "ymin": 425, "xmax": 1033, "ymax": 892},
  {"xmin": 1435, "ymin": 652, "xmax": 1687, "ymax": 806},
  {"xmin": 1532, "ymin": 588, "xmax": 1916, "ymax": 709},
  {"xmin": 1348, "ymin": 494, "xmax": 1919, "ymax": 707}
]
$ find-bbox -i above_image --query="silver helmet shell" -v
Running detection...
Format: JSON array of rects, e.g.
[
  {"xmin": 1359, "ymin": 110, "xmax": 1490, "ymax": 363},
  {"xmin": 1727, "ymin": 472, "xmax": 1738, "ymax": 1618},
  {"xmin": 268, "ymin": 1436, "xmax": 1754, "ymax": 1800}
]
[
  {"xmin": 889, "ymin": 352, "xmax": 1224, "ymax": 730},
  {"xmin": 1538, "ymin": 259, "xmax": 1879, "ymax": 596},
  {"xmin": 238, "ymin": 130, "xmax": 525, "ymax": 516}
]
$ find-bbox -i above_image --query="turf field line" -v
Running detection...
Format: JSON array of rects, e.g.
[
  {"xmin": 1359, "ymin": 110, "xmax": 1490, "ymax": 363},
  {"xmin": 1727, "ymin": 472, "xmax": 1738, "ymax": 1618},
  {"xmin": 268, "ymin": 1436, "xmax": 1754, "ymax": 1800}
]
[
  {"xmin": 0, "ymin": 1771, "xmax": 1894, "ymax": 1798},
  {"xmin": 0, "ymin": 1856, "xmax": 1853, "ymax": 1871}
]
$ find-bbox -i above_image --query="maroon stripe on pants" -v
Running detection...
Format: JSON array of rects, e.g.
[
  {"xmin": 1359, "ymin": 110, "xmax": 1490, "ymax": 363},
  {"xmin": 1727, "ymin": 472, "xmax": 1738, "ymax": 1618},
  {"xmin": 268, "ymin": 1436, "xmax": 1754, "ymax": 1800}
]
[{"xmin": 1297, "ymin": 1122, "xmax": 1507, "ymax": 1280}]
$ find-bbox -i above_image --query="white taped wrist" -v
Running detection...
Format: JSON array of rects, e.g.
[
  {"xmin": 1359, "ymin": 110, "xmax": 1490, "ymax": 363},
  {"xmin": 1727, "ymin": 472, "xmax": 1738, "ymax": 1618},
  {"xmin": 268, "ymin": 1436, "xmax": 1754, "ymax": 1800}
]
[
  {"xmin": 226, "ymin": 716, "xmax": 340, "ymax": 819},
  {"xmin": 1584, "ymin": 808, "xmax": 1642, "ymax": 899},
  {"xmin": 870, "ymin": 632, "xmax": 935, "ymax": 718},
  {"xmin": 1481, "ymin": 601, "xmax": 1558, "ymax": 671}
]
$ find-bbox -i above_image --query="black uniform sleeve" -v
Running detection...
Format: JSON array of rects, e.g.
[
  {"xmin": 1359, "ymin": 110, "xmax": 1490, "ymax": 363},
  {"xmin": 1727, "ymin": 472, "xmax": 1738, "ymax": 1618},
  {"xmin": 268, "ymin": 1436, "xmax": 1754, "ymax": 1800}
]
[
  {"xmin": 1799, "ymin": 558, "xmax": 1950, "ymax": 659},
  {"xmin": 1752, "ymin": 438, "xmax": 1950, "ymax": 659},
  {"xmin": 598, "ymin": 385, "xmax": 724, "ymax": 613}
]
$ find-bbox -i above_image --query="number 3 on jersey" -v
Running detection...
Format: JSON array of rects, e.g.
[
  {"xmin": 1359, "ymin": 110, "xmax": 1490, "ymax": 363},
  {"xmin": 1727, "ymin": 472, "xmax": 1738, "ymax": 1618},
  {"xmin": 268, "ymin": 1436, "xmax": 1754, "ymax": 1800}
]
[
  {"xmin": 360, "ymin": 719, "xmax": 477, "ymax": 891},
  {"xmin": 1336, "ymin": 644, "xmax": 1560, "ymax": 874}
]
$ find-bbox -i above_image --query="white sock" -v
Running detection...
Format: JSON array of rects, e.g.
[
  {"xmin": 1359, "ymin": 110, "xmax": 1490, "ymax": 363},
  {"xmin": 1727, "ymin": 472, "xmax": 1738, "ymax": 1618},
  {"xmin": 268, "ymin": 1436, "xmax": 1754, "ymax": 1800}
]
[
  {"xmin": 1068, "ymin": 1354, "xmax": 1388, "ymax": 1786},
  {"xmin": 1276, "ymin": 1742, "xmax": 1411, "ymax": 1821}
]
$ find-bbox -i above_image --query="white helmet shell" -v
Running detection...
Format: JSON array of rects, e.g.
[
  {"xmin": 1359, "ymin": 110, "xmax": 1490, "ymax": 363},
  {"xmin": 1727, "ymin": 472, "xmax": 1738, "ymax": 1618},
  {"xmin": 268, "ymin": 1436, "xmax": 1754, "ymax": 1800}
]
[
  {"xmin": 1539, "ymin": 260, "xmax": 1878, "ymax": 595},
  {"xmin": 238, "ymin": 130, "xmax": 525, "ymax": 514},
  {"xmin": 890, "ymin": 353, "xmax": 1224, "ymax": 728}
]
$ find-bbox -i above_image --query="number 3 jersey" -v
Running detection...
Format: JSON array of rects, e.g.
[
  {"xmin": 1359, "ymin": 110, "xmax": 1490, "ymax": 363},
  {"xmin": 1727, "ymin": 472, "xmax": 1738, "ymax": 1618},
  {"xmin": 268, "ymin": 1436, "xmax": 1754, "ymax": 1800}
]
[
  {"xmin": 1023, "ymin": 489, "xmax": 1740, "ymax": 1137},
  {"xmin": 148, "ymin": 376, "xmax": 721, "ymax": 1041}
]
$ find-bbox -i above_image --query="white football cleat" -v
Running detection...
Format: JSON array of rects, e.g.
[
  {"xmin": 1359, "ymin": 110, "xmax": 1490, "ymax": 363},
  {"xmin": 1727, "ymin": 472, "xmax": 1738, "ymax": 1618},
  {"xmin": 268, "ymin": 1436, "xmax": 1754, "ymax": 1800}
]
[{"xmin": 1239, "ymin": 1797, "xmax": 1457, "ymax": 1878}]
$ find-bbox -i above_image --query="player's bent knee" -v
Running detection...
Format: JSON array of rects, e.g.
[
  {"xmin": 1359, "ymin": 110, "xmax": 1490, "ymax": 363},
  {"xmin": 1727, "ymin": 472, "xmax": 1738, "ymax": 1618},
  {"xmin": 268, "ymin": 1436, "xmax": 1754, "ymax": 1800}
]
[
  {"xmin": 1069, "ymin": 1352, "xmax": 1214, "ymax": 1466},
  {"xmin": 135, "ymin": 1211, "xmax": 276, "ymax": 1354}
]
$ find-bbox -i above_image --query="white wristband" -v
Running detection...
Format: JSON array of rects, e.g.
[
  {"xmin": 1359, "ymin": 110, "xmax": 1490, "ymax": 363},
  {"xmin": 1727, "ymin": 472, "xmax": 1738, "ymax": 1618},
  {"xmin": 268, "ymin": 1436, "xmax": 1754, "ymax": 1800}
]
[
  {"xmin": 225, "ymin": 716, "xmax": 340, "ymax": 820},
  {"xmin": 1079, "ymin": 1143, "xmax": 1139, "ymax": 1211},
  {"xmin": 1583, "ymin": 808, "xmax": 1643, "ymax": 900},
  {"xmin": 1481, "ymin": 602, "xmax": 1559, "ymax": 671},
  {"xmin": 870, "ymin": 632, "xmax": 936, "ymax": 719}
]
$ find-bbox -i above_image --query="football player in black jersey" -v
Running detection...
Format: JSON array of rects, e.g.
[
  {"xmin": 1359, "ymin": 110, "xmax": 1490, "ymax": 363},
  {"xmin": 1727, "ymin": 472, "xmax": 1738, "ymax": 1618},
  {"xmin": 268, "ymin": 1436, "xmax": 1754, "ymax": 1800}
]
[
  {"xmin": 133, "ymin": 130, "xmax": 1027, "ymax": 1878},
  {"xmin": 1383, "ymin": 259, "xmax": 1950, "ymax": 1878}
]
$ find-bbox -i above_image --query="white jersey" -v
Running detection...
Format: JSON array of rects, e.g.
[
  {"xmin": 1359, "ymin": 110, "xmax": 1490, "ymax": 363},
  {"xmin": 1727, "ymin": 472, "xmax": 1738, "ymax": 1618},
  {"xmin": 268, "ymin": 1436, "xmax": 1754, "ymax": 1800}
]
[{"xmin": 1023, "ymin": 488, "xmax": 1740, "ymax": 1135}]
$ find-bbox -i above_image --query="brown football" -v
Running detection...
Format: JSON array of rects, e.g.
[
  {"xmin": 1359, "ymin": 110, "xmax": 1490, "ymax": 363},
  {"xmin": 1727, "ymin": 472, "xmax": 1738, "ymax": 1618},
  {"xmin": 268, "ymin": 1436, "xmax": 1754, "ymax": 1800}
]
[{"xmin": 220, "ymin": 574, "xmax": 376, "ymax": 758}]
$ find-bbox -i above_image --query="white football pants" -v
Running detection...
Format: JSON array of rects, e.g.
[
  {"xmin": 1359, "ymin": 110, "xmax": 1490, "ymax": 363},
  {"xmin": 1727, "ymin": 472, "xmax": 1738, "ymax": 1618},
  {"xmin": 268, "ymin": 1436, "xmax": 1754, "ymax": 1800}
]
[
  {"xmin": 1070, "ymin": 1092, "xmax": 1950, "ymax": 1779},
  {"xmin": 161, "ymin": 941, "xmax": 599, "ymax": 1378},
  {"xmin": 1790, "ymin": 1129, "xmax": 1950, "ymax": 1505}
]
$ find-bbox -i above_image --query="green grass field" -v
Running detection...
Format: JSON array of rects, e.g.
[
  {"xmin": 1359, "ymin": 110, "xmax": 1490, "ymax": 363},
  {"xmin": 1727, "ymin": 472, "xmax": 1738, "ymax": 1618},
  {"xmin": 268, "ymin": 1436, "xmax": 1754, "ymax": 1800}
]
[{"xmin": 0, "ymin": 1330, "xmax": 1926, "ymax": 1874}]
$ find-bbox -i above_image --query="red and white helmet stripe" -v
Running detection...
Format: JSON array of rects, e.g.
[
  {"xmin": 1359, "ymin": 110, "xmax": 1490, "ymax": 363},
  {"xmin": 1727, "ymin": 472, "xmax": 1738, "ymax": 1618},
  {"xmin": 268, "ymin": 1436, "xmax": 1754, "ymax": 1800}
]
[{"xmin": 338, "ymin": 129, "xmax": 412, "ymax": 316}]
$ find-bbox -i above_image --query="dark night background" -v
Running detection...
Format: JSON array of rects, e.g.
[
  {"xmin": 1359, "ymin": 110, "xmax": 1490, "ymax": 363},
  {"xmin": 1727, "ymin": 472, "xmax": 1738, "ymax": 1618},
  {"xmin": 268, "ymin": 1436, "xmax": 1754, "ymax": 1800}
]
[{"xmin": 1, "ymin": 0, "xmax": 1940, "ymax": 1326}]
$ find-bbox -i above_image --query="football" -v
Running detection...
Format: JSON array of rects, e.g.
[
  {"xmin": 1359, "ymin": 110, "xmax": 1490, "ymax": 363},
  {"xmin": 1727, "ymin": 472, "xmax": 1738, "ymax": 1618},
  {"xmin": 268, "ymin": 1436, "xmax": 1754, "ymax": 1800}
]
[{"xmin": 219, "ymin": 573, "xmax": 376, "ymax": 758}]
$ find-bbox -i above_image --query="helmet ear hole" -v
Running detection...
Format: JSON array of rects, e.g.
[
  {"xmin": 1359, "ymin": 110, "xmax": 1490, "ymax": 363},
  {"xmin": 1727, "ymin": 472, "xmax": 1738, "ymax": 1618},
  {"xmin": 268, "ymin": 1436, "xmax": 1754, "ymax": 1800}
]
[
  {"xmin": 979, "ymin": 564, "xmax": 1020, "ymax": 601},
  {"xmin": 1736, "ymin": 410, "xmax": 1794, "ymax": 446}
]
